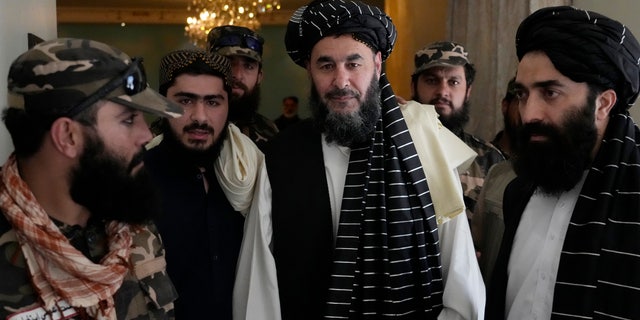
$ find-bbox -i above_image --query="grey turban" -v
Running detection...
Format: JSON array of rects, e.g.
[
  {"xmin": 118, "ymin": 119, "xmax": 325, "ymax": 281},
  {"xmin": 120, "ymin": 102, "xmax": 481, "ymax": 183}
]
[
  {"xmin": 284, "ymin": 0, "xmax": 397, "ymax": 67},
  {"xmin": 516, "ymin": 6, "xmax": 640, "ymax": 113}
]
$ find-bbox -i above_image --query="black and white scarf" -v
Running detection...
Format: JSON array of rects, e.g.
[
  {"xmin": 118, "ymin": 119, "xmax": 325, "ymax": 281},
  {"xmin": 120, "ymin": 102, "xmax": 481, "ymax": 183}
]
[
  {"xmin": 506, "ymin": 7, "xmax": 640, "ymax": 318},
  {"xmin": 285, "ymin": 2, "xmax": 445, "ymax": 317},
  {"xmin": 550, "ymin": 113, "xmax": 640, "ymax": 318},
  {"xmin": 325, "ymin": 73, "xmax": 444, "ymax": 319}
]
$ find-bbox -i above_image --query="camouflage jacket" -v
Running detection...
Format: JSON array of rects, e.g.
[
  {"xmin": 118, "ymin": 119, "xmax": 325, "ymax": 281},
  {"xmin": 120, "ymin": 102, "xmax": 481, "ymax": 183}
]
[
  {"xmin": 233, "ymin": 112, "xmax": 279, "ymax": 152},
  {"xmin": 457, "ymin": 131, "xmax": 506, "ymax": 219},
  {"xmin": 0, "ymin": 214, "xmax": 177, "ymax": 320}
]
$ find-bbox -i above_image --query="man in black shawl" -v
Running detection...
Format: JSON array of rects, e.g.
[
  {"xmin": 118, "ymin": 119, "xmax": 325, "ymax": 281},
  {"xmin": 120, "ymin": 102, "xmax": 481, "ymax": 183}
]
[
  {"xmin": 486, "ymin": 6, "xmax": 640, "ymax": 319},
  {"xmin": 233, "ymin": 0, "xmax": 485, "ymax": 319}
]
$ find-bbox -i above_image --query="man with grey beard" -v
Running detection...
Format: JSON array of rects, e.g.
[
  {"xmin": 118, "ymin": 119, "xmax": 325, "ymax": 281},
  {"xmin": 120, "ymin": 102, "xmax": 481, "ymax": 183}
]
[{"xmin": 233, "ymin": 1, "xmax": 485, "ymax": 319}]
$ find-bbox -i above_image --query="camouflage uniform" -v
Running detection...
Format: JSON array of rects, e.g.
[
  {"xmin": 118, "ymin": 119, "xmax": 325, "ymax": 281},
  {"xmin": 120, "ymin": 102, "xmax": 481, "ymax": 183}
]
[
  {"xmin": 1, "ymin": 38, "xmax": 182, "ymax": 319},
  {"xmin": 0, "ymin": 213, "xmax": 177, "ymax": 319},
  {"xmin": 411, "ymin": 41, "xmax": 507, "ymax": 220},
  {"xmin": 457, "ymin": 131, "xmax": 506, "ymax": 220},
  {"xmin": 234, "ymin": 113, "xmax": 279, "ymax": 150},
  {"xmin": 207, "ymin": 25, "xmax": 279, "ymax": 150}
]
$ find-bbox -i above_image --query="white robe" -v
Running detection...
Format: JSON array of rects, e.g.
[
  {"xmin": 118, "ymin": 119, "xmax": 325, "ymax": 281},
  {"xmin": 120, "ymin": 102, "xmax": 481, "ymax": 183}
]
[{"xmin": 233, "ymin": 102, "xmax": 485, "ymax": 320}]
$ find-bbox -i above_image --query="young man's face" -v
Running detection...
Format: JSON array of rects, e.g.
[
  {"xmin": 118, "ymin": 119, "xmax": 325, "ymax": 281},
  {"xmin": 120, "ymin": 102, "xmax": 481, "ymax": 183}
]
[
  {"xmin": 229, "ymin": 55, "xmax": 262, "ymax": 99},
  {"xmin": 70, "ymin": 101, "xmax": 160, "ymax": 224},
  {"xmin": 412, "ymin": 65, "xmax": 471, "ymax": 121},
  {"xmin": 165, "ymin": 73, "xmax": 229, "ymax": 152},
  {"xmin": 511, "ymin": 50, "xmax": 612, "ymax": 194},
  {"xmin": 91, "ymin": 100, "xmax": 152, "ymax": 175}
]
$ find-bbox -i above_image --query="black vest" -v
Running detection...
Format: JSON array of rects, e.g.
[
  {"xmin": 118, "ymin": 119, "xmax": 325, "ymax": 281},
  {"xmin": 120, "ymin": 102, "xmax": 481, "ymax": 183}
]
[
  {"xmin": 145, "ymin": 140, "xmax": 244, "ymax": 320},
  {"xmin": 267, "ymin": 120, "xmax": 335, "ymax": 320}
]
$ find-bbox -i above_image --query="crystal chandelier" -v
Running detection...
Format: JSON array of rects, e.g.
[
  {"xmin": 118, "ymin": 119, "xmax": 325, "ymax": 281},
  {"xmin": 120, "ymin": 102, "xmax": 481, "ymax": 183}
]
[{"xmin": 185, "ymin": 0, "xmax": 281, "ymax": 48}]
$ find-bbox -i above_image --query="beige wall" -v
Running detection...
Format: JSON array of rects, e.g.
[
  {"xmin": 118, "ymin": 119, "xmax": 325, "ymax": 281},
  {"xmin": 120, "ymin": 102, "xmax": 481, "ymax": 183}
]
[
  {"xmin": 574, "ymin": 0, "xmax": 640, "ymax": 121},
  {"xmin": 0, "ymin": 0, "xmax": 57, "ymax": 162}
]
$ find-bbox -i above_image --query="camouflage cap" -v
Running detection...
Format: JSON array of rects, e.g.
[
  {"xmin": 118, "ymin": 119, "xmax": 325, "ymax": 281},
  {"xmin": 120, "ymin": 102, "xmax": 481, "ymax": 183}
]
[
  {"xmin": 413, "ymin": 41, "xmax": 470, "ymax": 76},
  {"xmin": 207, "ymin": 25, "xmax": 264, "ymax": 63},
  {"xmin": 7, "ymin": 38, "xmax": 182, "ymax": 119},
  {"xmin": 159, "ymin": 49, "xmax": 232, "ymax": 91}
]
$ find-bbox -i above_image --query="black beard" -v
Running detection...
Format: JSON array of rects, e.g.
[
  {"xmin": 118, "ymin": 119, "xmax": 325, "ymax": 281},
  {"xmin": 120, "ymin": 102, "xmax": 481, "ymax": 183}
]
[
  {"xmin": 159, "ymin": 118, "xmax": 228, "ymax": 168},
  {"xmin": 70, "ymin": 130, "xmax": 161, "ymax": 225},
  {"xmin": 503, "ymin": 109, "xmax": 519, "ymax": 143},
  {"xmin": 309, "ymin": 76, "xmax": 381, "ymax": 147},
  {"xmin": 230, "ymin": 84, "xmax": 261, "ymax": 123},
  {"xmin": 437, "ymin": 100, "xmax": 470, "ymax": 134},
  {"xmin": 512, "ymin": 98, "xmax": 597, "ymax": 195}
]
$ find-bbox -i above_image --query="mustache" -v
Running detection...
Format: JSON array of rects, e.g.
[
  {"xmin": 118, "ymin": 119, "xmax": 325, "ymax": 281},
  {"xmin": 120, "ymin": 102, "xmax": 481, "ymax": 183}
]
[
  {"xmin": 520, "ymin": 121, "xmax": 559, "ymax": 140},
  {"xmin": 326, "ymin": 88, "xmax": 359, "ymax": 99},
  {"xmin": 428, "ymin": 97, "xmax": 452, "ymax": 107},
  {"xmin": 127, "ymin": 148, "xmax": 146, "ymax": 173},
  {"xmin": 231, "ymin": 79, "xmax": 249, "ymax": 91},
  {"xmin": 183, "ymin": 122, "xmax": 215, "ymax": 134}
]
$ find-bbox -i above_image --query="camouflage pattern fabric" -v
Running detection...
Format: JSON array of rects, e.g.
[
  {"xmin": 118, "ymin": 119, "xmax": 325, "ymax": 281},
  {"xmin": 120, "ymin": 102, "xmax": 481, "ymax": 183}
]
[
  {"xmin": 207, "ymin": 25, "xmax": 264, "ymax": 63},
  {"xmin": 413, "ymin": 41, "xmax": 470, "ymax": 76},
  {"xmin": 457, "ymin": 131, "xmax": 506, "ymax": 222},
  {"xmin": 8, "ymin": 38, "xmax": 181, "ymax": 119},
  {"xmin": 0, "ymin": 215, "xmax": 177, "ymax": 319},
  {"xmin": 234, "ymin": 113, "xmax": 279, "ymax": 151}
]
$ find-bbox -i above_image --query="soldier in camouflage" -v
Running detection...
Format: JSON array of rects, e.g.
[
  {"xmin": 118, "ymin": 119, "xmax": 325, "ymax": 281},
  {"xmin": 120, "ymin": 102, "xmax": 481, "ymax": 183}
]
[
  {"xmin": 0, "ymin": 38, "xmax": 180, "ymax": 319},
  {"xmin": 410, "ymin": 41, "xmax": 506, "ymax": 225},
  {"xmin": 207, "ymin": 25, "xmax": 278, "ymax": 151}
]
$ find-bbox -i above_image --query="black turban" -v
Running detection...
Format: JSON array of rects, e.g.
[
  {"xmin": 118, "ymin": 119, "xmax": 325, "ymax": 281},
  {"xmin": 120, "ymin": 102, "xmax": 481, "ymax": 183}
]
[
  {"xmin": 284, "ymin": 0, "xmax": 397, "ymax": 67},
  {"xmin": 516, "ymin": 6, "xmax": 640, "ymax": 113}
]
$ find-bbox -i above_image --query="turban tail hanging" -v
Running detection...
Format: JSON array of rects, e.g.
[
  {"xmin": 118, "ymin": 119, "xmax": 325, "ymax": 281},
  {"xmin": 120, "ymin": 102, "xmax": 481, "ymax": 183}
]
[{"xmin": 285, "ymin": 1, "xmax": 444, "ymax": 318}]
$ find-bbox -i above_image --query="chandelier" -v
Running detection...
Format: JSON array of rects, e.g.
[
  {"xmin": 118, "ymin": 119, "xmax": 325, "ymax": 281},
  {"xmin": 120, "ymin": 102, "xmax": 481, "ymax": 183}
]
[{"xmin": 185, "ymin": 0, "xmax": 281, "ymax": 48}]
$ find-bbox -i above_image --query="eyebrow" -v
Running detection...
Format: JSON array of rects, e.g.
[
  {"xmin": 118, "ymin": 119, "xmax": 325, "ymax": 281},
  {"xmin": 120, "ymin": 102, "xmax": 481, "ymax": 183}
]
[
  {"xmin": 116, "ymin": 105, "xmax": 138, "ymax": 118},
  {"xmin": 315, "ymin": 53, "xmax": 364, "ymax": 64},
  {"xmin": 172, "ymin": 91, "xmax": 225, "ymax": 100},
  {"xmin": 514, "ymin": 79, "xmax": 564, "ymax": 90}
]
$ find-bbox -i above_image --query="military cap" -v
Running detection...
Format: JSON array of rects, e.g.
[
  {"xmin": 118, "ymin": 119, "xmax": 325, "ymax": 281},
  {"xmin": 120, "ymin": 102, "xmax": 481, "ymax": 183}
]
[
  {"xmin": 7, "ymin": 38, "xmax": 182, "ymax": 119},
  {"xmin": 413, "ymin": 41, "xmax": 471, "ymax": 76},
  {"xmin": 207, "ymin": 25, "xmax": 264, "ymax": 63}
]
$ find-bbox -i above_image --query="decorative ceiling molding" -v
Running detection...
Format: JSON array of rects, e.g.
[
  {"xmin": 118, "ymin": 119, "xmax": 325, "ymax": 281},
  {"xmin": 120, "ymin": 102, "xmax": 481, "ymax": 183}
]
[{"xmin": 56, "ymin": 6, "xmax": 294, "ymax": 25}]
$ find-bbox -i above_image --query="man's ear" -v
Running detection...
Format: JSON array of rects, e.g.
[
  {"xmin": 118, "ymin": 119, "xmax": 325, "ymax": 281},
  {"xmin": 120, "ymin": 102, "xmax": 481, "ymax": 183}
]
[
  {"xmin": 466, "ymin": 84, "xmax": 473, "ymax": 100},
  {"xmin": 49, "ymin": 117, "xmax": 84, "ymax": 158},
  {"xmin": 257, "ymin": 68, "xmax": 264, "ymax": 84},
  {"xmin": 410, "ymin": 78, "xmax": 416, "ymax": 98},
  {"xmin": 374, "ymin": 51, "xmax": 382, "ymax": 78},
  {"xmin": 596, "ymin": 88, "xmax": 616, "ymax": 121}
]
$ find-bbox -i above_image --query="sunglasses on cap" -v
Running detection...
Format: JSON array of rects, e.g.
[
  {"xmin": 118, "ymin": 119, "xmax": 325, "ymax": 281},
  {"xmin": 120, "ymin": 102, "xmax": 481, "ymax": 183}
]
[
  {"xmin": 209, "ymin": 33, "xmax": 263, "ymax": 56},
  {"xmin": 66, "ymin": 57, "xmax": 147, "ymax": 117}
]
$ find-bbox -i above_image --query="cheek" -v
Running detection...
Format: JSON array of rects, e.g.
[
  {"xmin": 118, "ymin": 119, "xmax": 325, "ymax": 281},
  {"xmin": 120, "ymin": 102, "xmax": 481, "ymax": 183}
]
[
  {"xmin": 312, "ymin": 76, "xmax": 331, "ymax": 96},
  {"xmin": 453, "ymin": 87, "xmax": 469, "ymax": 103},
  {"xmin": 168, "ymin": 116, "xmax": 188, "ymax": 133},
  {"xmin": 209, "ymin": 107, "xmax": 228, "ymax": 130}
]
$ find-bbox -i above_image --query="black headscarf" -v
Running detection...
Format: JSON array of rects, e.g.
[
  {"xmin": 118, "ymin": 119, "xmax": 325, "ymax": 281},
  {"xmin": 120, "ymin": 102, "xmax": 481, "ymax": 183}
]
[
  {"xmin": 284, "ymin": 1, "xmax": 443, "ymax": 318},
  {"xmin": 516, "ymin": 5, "xmax": 640, "ymax": 114},
  {"xmin": 488, "ymin": 6, "xmax": 640, "ymax": 319}
]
